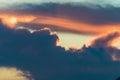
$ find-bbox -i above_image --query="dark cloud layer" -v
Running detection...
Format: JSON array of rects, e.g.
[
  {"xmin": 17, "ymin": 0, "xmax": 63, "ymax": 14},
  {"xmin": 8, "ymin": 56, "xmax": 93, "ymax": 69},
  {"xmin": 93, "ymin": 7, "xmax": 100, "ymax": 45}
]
[
  {"xmin": 1, "ymin": 3, "xmax": 120, "ymax": 35},
  {"xmin": 1, "ymin": 3, "xmax": 120, "ymax": 25},
  {"xmin": 0, "ymin": 19, "xmax": 120, "ymax": 80}
]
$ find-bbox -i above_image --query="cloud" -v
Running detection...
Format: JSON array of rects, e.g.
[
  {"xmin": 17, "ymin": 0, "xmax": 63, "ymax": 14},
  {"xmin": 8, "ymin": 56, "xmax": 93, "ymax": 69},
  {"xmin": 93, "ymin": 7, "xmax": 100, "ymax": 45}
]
[
  {"xmin": 2, "ymin": 3, "xmax": 120, "ymax": 24},
  {"xmin": 88, "ymin": 30, "xmax": 120, "ymax": 48},
  {"xmin": 1, "ymin": 2, "xmax": 120, "ymax": 80},
  {"xmin": 0, "ymin": 67, "xmax": 33, "ymax": 80},
  {"xmin": 0, "ymin": 20, "xmax": 120, "ymax": 80},
  {"xmin": 85, "ymin": 30, "xmax": 120, "ymax": 62},
  {"xmin": 1, "ymin": 14, "xmax": 120, "ymax": 35},
  {"xmin": 1, "ymin": 3, "xmax": 120, "ymax": 34}
]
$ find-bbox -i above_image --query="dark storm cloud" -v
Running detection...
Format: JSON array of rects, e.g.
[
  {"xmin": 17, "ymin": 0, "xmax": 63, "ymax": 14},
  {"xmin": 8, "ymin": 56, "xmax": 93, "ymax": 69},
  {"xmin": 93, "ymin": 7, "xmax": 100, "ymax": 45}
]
[
  {"xmin": 1, "ymin": 3, "xmax": 120, "ymax": 25},
  {"xmin": 0, "ymin": 19, "xmax": 120, "ymax": 80}
]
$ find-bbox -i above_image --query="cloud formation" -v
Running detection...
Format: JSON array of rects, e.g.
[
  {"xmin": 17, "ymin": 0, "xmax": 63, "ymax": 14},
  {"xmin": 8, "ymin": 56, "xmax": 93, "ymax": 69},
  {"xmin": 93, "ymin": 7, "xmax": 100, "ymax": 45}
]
[
  {"xmin": 1, "ymin": 2, "xmax": 120, "ymax": 80},
  {"xmin": 89, "ymin": 31, "xmax": 120, "ymax": 48},
  {"xmin": 1, "ymin": 3, "xmax": 120, "ymax": 34},
  {"xmin": 1, "ymin": 3, "xmax": 120, "ymax": 24},
  {"xmin": 0, "ymin": 20, "xmax": 120, "ymax": 80}
]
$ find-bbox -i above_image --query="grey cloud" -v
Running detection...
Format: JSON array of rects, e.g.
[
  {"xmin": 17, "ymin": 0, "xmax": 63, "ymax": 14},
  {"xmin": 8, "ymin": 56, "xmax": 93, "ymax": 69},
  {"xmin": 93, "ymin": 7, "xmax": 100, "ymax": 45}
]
[{"xmin": 1, "ymin": 3, "xmax": 120, "ymax": 25}]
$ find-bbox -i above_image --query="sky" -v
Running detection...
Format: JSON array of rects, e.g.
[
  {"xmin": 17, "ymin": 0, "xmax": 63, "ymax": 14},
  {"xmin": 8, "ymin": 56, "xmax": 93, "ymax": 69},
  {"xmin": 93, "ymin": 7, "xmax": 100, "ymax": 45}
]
[
  {"xmin": 0, "ymin": 0, "xmax": 120, "ymax": 80},
  {"xmin": 0, "ymin": 67, "xmax": 31, "ymax": 80},
  {"xmin": 1, "ymin": 0, "xmax": 120, "ymax": 9},
  {"xmin": 0, "ymin": 0, "xmax": 120, "ymax": 5}
]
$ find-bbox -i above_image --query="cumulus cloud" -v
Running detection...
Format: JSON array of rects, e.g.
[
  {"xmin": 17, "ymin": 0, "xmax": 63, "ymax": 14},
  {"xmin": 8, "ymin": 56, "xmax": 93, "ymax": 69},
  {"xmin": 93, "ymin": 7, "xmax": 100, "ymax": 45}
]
[
  {"xmin": 0, "ymin": 67, "xmax": 33, "ymax": 80},
  {"xmin": 0, "ymin": 19, "xmax": 120, "ymax": 80},
  {"xmin": 84, "ymin": 30, "xmax": 120, "ymax": 62}
]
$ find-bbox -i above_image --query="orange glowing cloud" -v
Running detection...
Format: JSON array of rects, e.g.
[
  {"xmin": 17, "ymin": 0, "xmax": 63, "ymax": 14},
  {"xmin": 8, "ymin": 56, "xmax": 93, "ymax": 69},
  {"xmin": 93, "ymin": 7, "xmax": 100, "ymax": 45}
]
[
  {"xmin": 0, "ymin": 14, "xmax": 36, "ymax": 28},
  {"xmin": 8, "ymin": 17, "xmax": 17, "ymax": 25},
  {"xmin": 1, "ymin": 16, "xmax": 18, "ymax": 28},
  {"xmin": 1, "ymin": 14, "xmax": 120, "ymax": 35},
  {"xmin": 32, "ymin": 16, "xmax": 120, "ymax": 34},
  {"xmin": 86, "ymin": 30, "xmax": 120, "ymax": 48}
]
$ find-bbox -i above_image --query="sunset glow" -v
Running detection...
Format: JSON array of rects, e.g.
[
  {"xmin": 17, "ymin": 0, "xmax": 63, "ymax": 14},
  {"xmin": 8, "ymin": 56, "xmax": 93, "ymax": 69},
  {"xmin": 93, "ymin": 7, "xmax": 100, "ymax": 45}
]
[
  {"xmin": 1, "ymin": 17, "xmax": 17, "ymax": 28},
  {"xmin": 33, "ymin": 16, "xmax": 120, "ymax": 34},
  {"xmin": 1, "ymin": 1, "xmax": 120, "ymax": 80},
  {"xmin": 9, "ymin": 17, "xmax": 17, "ymax": 24},
  {"xmin": 0, "ymin": 15, "xmax": 36, "ymax": 28},
  {"xmin": 1, "ymin": 14, "xmax": 120, "ymax": 35}
]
